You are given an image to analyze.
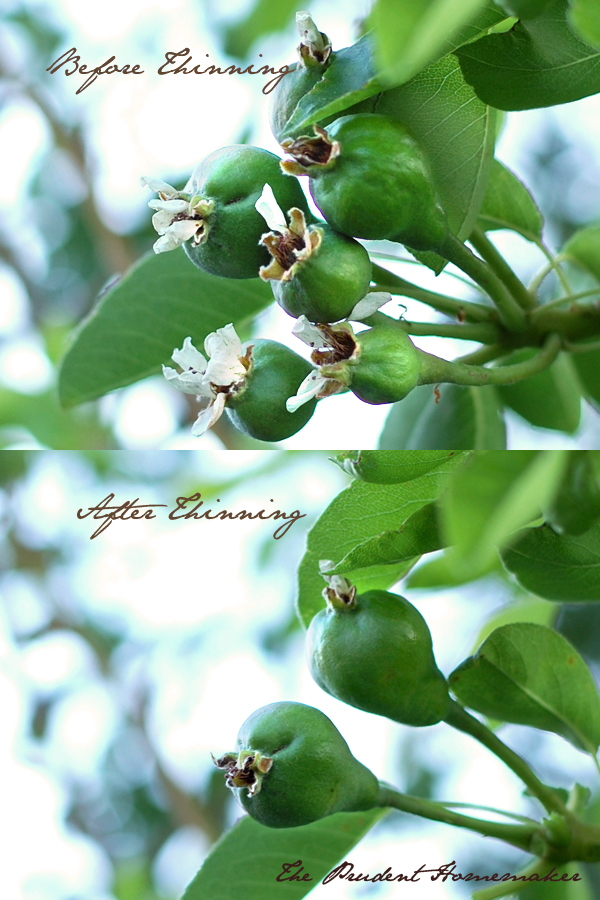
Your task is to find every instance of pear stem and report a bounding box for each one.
[375,782,539,852]
[444,700,569,816]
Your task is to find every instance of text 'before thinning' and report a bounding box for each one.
[46,48,292,95]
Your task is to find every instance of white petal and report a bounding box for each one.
[168,219,201,242]
[140,176,178,196]
[151,209,177,234]
[148,198,189,213]
[172,336,208,373]
[292,316,328,348]
[286,369,326,412]
[153,233,181,253]
[204,324,246,384]
[348,291,392,321]
[255,184,288,233]
[296,11,323,48]
[162,364,206,395]
[190,392,227,436]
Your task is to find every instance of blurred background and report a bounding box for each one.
[3,0,600,449]
[2,449,600,899]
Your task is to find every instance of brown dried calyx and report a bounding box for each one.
[280,126,340,176]
[259,207,322,282]
[310,324,357,367]
[212,749,273,797]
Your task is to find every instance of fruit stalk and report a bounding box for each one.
[375,782,540,852]
[469,227,537,311]
[438,233,527,332]
[444,700,569,816]
[416,333,561,388]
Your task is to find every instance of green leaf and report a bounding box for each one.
[563,223,600,283]
[476,159,544,240]
[449,623,600,754]
[222,0,298,58]
[498,351,581,433]
[332,450,465,483]
[473,595,557,650]
[572,348,600,409]
[497,0,555,17]
[376,54,497,247]
[407,551,503,589]
[286,8,505,138]
[439,450,569,578]
[325,503,443,576]
[182,810,388,900]
[369,0,497,89]
[0,387,114,450]
[296,454,465,628]
[378,384,506,450]
[58,251,273,407]
[569,0,600,49]
[545,451,600,535]
[501,522,600,601]
[455,0,600,110]
[283,35,383,138]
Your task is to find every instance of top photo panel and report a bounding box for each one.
[5,0,600,449]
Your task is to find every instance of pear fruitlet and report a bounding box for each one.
[226,339,316,442]
[348,326,422,404]
[225,701,379,828]
[271,224,372,323]
[269,61,329,143]
[335,450,459,483]
[183,146,310,279]
[307,590,449,726]
[301,114,448,251]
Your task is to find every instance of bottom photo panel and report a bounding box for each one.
[1,449,599,900]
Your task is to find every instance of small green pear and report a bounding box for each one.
[214,701,379,828]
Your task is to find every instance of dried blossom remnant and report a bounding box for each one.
[280,126,340,175]
[296,11,332,66]
[319,561,357,608]
[162,325,249,437]
[255,184,322,282]
[141,177,214,253]
[285,297,393,413]
[212,749,273,797]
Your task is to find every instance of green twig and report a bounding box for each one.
[456,344,505,365]
[532,240,572,296]
[438,802,539,825]
[563,338,600,354]
[397,320,500,342]
[471,858,555,900]
[470,227,537,310]
[444,700,569,816]
[417,334,561,388]
[375,783,539,853]
[371,263,495,323]
[438,233,527,332]
[530,286,600,317]
[364,311,500,343]
[368,251,485,292]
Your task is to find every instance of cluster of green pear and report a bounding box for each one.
[214,581,449,828]
[149,17,444,442]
